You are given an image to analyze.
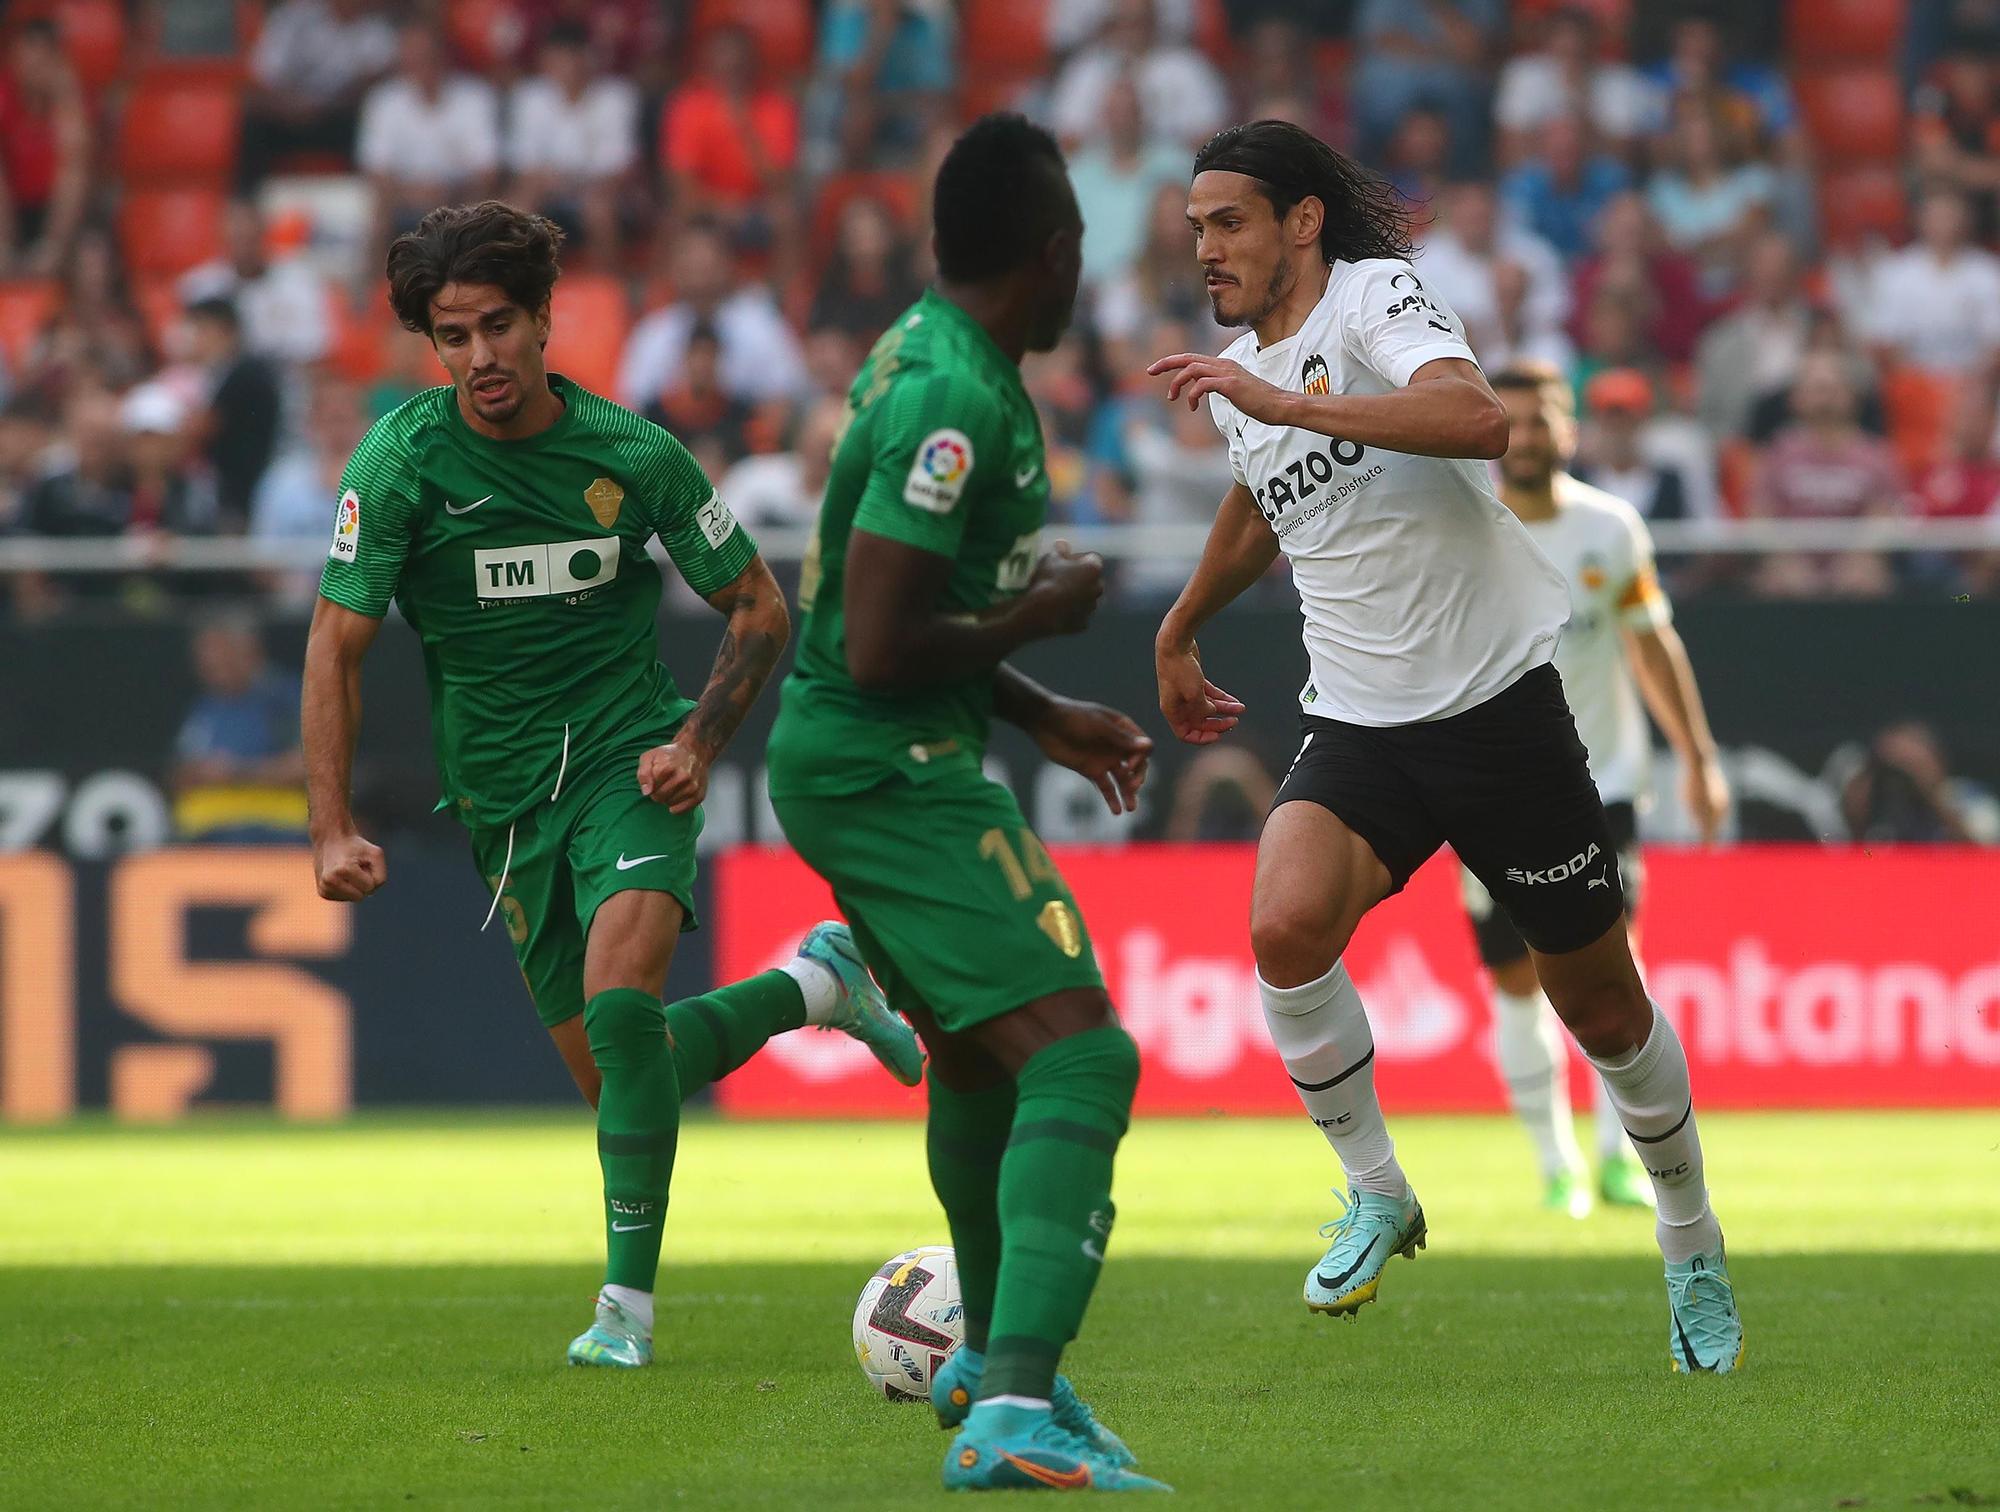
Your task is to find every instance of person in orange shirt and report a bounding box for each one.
[661,26,798,238]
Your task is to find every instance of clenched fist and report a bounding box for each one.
[314,830,387,901]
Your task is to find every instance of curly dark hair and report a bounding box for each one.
[932,113,1075,282]
[1193,120,1414,265]
[385,201,565,336]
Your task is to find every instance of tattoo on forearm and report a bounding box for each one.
[685,597,782,758]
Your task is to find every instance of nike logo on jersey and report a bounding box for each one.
[615,852,671,871]
[1013,462,1040,489]
[445,494,494,515]
[610,1221,652,1232]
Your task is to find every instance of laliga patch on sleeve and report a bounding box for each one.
[328,487,360,562]
[696,489,738,550]
[902,428,974,514]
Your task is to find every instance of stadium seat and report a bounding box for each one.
[811,172,921,260]
[26,0,126,94]
[690,0,814,80]
[118,187,226,277]
[446,0,516,72]
[118,80,241,182]
[133,275,183,350]
[1881,367,1953,472]
[961,0,1050,76]
[0,279,60,367]
[1786,0,1905,64]
[541,273,630,396]
[1818,165,1908,246]
[1794,68,1904,161]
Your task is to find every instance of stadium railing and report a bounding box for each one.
[2,519,1998,573]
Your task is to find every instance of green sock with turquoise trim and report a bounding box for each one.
[982,1025,1140,1401]
[585,987,682,1290]
[663,970,807,1097]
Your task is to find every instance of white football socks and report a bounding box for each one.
[1260,961,1408,1199]
[1592,1075,1634,1163]
[602,1283,654,1333]
[780,955,842,1025]
[1586,1003,1723,1262]
[1492,985,1585,1181]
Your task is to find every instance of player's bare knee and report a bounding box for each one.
[1546,976,1649,1059]
[1250,904,1348,989]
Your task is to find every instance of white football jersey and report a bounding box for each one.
[1208,259,1569,726]
[1519,475,1672,803]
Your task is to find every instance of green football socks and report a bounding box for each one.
[585,988,681,1291]
[982,1025,1140,1402]
[926,1077,1018,1353]
[664,971,808,1097]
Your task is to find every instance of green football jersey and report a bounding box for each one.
[768,290,1050,797]
[318,376,756,828]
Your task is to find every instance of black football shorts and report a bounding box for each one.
[1272,664,1626,956]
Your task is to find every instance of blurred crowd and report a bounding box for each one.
[1,0,1998,617]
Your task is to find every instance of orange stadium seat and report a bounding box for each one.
[1819,164,1908,246]
[1881,367,1953,472]
[118,80,241,182]
[811,171,921,255]
[961,0,1051,76]
[21,0,126,94]
[134,275,183,349]
[118,187,226,277]
[691,0,814,80]
[1795,68,1905,161]
[1787,0,1906,64]
[446,0,516,72]
[541,273,630,396]
[0,279,60,367]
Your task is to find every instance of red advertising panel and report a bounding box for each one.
[713,846,2000,1115]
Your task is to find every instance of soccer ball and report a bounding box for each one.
[852,1245,963,1402]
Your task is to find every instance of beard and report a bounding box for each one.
[1210,260,1295,330]
[1500,452,1556,489]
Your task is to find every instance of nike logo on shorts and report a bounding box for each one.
[615,852,671,871]
[445,494,494,515]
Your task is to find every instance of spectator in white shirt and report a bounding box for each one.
[717,398,847,531]
[357,24,501,240]
[505,22,639,258]
[1494,7,1657,165]
[1863,188,2000,380]
[616,221,806,410]
[1049,0,1196,52]
[1693,231,1812,440]
[1415,180,1568,360]
[238,0,396,188]
[1049,0,1227,150]
[178,199,331,369]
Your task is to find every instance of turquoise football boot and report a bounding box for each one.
[797,921,925,1086]
[942,1401,1170,1493]
[566,1293,651,1367]
[1303,1185,1426,1317]
[932,1348,1136,1467]
[1666,1245,1744,1374]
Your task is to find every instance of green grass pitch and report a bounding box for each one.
[3,1112,1996,1509]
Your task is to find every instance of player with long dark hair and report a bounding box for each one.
[1150,121,1743,1373]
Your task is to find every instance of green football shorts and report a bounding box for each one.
[771,762,1104,1035]
[468,739,703,1028]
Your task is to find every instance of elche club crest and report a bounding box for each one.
[1302,354,1331,396]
